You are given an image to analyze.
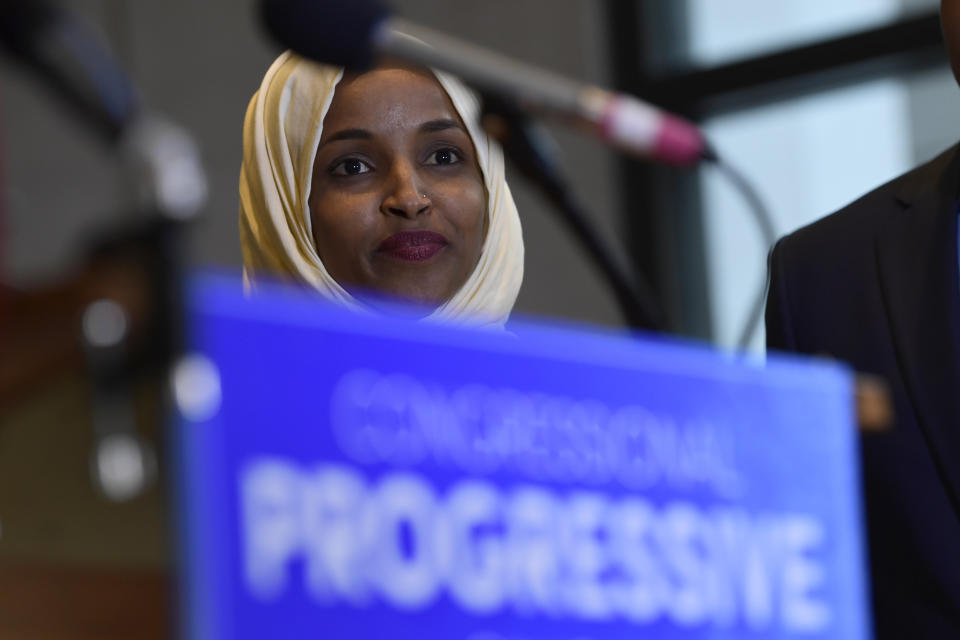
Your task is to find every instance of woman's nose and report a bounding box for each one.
[381,161,430,218]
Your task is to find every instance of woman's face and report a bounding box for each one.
[308,66,487,310]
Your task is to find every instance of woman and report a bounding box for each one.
[239,51,524,327]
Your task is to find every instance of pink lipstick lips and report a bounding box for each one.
[377,230,448,262]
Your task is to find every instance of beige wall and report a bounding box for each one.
[2,0,629,328]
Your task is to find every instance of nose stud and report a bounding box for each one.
[420,194,427,199]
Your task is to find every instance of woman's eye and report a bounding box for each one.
[331,158,372,176]
[426,148,461,166]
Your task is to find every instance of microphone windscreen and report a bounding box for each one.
[0,0,55,57]
[260,0,391,69]
[0,0,138,140]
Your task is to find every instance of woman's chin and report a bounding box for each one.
[348,285,446,318]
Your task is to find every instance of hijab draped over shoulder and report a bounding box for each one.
[239,51,524,327]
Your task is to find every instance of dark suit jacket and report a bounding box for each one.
[766,145,960,638]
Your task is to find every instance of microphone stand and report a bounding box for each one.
[82,113,206,502]
[0,114,206,503]
[479,94,666,333]
[0,0,208,500]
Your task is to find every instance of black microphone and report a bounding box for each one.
[260,0,707,166]
[0,0,138,141]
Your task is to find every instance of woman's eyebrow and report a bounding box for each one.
[319,128,372,148]
[419,118,465,134]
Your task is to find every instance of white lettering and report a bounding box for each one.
[300,465,369,604]
[780,517,830,632]
[328,370,743,499]
[239,459,831,633]
[439,481,504,612]
[241,459,303,598]
[369,473,441,609]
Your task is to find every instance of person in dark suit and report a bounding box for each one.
[766,3,960,636]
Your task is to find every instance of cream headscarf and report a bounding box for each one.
[239,51,524,327]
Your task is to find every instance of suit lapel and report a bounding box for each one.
[875,145,960,511]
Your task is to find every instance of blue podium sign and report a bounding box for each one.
[173,273,870,640]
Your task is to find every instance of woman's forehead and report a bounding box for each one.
[340,62,436,86]
[321,66,468,137]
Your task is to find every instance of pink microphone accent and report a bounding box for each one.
[654,113,706,167]
[597,95,705,167]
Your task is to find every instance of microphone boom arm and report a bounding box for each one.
[479,94,666,332]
